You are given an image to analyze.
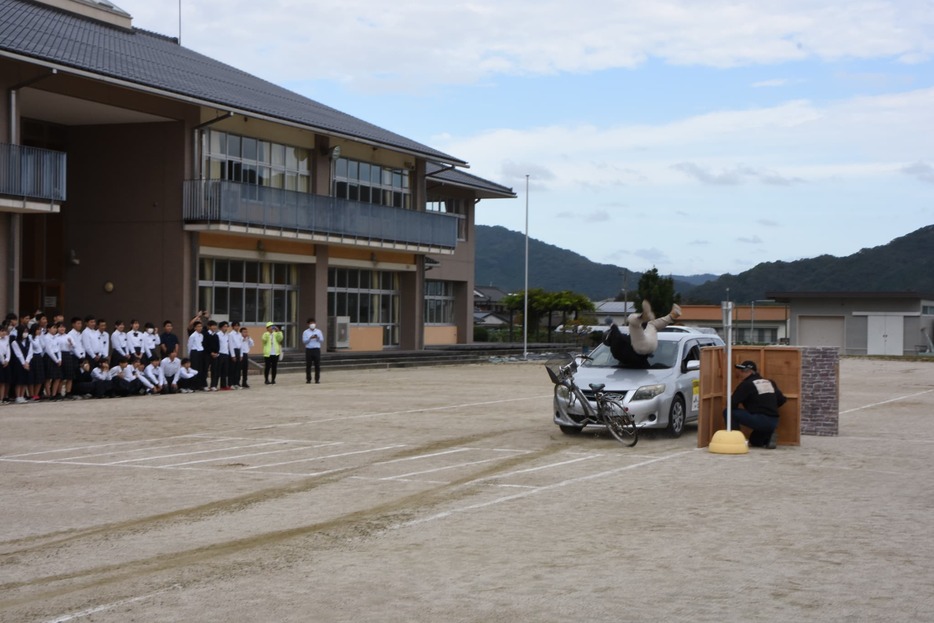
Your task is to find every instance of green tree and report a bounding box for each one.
[637,267,680,316]
[503,288,594,342]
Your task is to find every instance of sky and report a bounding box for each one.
[115,0,933,276]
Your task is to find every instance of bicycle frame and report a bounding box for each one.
[546,357,638,446]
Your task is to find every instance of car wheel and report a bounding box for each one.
[558,424,584,435]
[667,395,686,438]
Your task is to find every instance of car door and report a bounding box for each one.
[679,339,702,421]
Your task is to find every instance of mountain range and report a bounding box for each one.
[474,224,934,303]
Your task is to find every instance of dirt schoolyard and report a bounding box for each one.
[1,357,933,622]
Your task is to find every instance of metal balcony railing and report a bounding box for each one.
[0,143,67,202]
[183,179,458,251]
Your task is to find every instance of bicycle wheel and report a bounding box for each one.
[601,397,638,447]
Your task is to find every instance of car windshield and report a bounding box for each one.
[584,341,680,369]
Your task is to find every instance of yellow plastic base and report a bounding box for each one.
[708,429,750,455]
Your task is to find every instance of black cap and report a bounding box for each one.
[735,360,757,372]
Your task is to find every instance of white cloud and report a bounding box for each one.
[441,87,934,191]
[556,209,611,222]
[119,1,934,90]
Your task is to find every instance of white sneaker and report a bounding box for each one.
[14,397,27,404]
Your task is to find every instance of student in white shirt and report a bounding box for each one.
[90,361,116,398]
[27,323,46,399]
[161,352,182,394]
[111,357,142,396]
[187,321,207,390]
[228,321,244,389]
[65,317,86,398]
[97,319,111,364]
[176,358,199,393]
[215,321,231,390]
[143,358,165,394]
[142,322,160,364]
[82,316,102,366]
[0,325,11,404]
[126,319,145,359]
[110,320,130,366]
[10,327,33,403]
[42,322,64,401]
[237,326,255,389]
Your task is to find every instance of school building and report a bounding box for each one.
[0,0,515,350]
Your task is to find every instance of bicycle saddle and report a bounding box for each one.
[588,383,605,392]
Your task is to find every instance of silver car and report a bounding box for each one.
[552,328,724,437]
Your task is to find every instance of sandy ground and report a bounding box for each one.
[0,357,933,623]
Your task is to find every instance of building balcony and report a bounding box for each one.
[183,179,458,254]
[0,143,67,213]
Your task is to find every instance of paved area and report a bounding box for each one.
[1,357,932,622]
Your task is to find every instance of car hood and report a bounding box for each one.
[572,365,677,391]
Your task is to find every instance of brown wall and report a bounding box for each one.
[63,121,190,327]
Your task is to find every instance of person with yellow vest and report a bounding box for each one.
[261,322,284,385]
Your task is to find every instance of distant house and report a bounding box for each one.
[473,311,509,327]
[593,300,636,326]
[767,292,934,356]
[474,286,511,314]
[673,304,788,344]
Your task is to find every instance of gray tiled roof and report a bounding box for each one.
[426,163,516,198]
[0,0,464,164]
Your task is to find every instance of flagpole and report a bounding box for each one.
[523,174,529,360]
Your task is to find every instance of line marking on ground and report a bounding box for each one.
[1,434,204,458]
[42,585,180,623]
[104,440,288,465]
[372,448,471,465]
[396,450,695,529]
[841,388,934,414]
[473,454,602,481]
[159,441,345,468]
[243,444,406,470]
[46,437,251,462]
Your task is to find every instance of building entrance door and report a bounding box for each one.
[867,315,904,356]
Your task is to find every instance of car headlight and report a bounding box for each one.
[631,384,665,401]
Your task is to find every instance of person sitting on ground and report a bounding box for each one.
[603,300,681,368]
[176,358,199,393]
[143,357,166,394]
[111,356,142,397]
[724,360,787,449]
[161,351,182,394]
[90,361,116,398]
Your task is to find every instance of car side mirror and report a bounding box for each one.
[684,359,701,372]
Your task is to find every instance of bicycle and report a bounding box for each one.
[545,354,638,447]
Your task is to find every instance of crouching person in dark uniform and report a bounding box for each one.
[90,361,116,398]
[112,356,143,397]
[724,360,787,449]
[73,360,111,399]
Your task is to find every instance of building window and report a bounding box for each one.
[334,157,410,209]
[328,268,400,346]
[426,198,467,241]
[923,305,934,315]
[198,258,298,347]
[425,280,455,324]
[204,130,310,192]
